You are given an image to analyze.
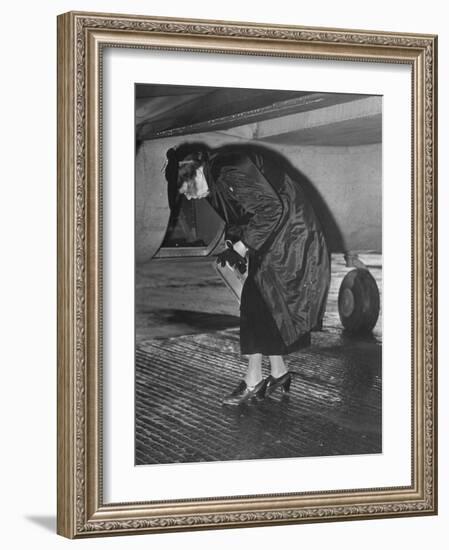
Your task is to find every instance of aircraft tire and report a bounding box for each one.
[338,268,380,333]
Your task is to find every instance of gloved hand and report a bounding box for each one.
[216,247,247,274]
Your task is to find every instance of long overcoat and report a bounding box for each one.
[205,145,331,347]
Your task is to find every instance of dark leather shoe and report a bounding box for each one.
[222,378,268,406]
[265,372,291,396]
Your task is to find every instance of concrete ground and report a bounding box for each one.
[135,254,382,465]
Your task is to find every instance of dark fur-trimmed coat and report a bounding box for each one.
[205,145,330,347]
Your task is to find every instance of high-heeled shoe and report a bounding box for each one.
[265,372,291,396]
[222,377,268,406]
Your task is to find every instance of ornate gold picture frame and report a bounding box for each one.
[57,11,437,538]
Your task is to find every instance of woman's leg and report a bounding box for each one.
[268,355,288,378]
[244,354,263,386]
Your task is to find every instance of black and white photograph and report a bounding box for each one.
[134,84,382,466]
[2,0,443,544]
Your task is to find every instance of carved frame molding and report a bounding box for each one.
[57,11,437,538]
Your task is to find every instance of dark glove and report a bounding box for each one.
[216,248,247,274]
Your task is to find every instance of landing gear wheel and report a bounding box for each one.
[338,268,380,333]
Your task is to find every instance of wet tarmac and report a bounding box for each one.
[135,254,382,465]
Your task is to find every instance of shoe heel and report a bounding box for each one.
[254,377,269,401]
[281,377,291,393]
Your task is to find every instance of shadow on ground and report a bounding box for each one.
[24,515,56,533]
